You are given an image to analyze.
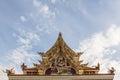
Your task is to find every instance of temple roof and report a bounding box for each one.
[6,33,115,77]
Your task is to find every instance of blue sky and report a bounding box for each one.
[0,0,120,80]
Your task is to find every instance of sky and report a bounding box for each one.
[0,0,120,80]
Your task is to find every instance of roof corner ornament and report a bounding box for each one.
[76,52,83,57]
[108,67,115,74]
[93,63,100,69]
[3,67,15,75]
[21,63,27,70]
[97,63,100,69]
[81,62,89,67]
[38,60,42,64]
[38,52,44,57]
[33,63,38,67]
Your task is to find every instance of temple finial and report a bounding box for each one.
[59,32,62,36]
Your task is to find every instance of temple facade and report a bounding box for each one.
[7,33,115,80]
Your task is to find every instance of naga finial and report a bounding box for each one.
[33,63,38,67]
[76,52,83,57]
[108,67,115,74]
[97,63,100,69]
[38,52,44,57]
[3,67,15,75]
[21,63,27,70]
[92,63,100,69]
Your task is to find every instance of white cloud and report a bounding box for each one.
[28,0,58,35]
[41,5,51,16]
[0,50,39,80]
[9,45,39,65]
[33,0,55,18]
[16,29,40,45]
[0,28,43,80]
[33,0,41,7]
[20,16,27,22]
[36,24,58,34]
[0,28,40,79]
[5,29,41,74]
[39,4,55,18]
[13,30,41,63]
[51,0,56,4]
[77,24,120,80]
[18,37,30,45]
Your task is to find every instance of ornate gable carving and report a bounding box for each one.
[36,32,90,75]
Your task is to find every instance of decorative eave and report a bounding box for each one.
[83,67,99,70]
[23,68,38,70]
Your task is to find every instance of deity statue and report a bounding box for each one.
[57,56,66,67]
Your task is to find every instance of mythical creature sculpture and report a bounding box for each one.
[21,63,27,70]
[38,52,44,57]
[76,52,83,57]
[108,67,115,74]
[3,67,15,75]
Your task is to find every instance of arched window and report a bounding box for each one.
[45,68,51,75]
[70,68,76,75]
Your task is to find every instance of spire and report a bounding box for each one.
[58,32,63,52]
[58,32,63,41]
[59,32,62,37]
